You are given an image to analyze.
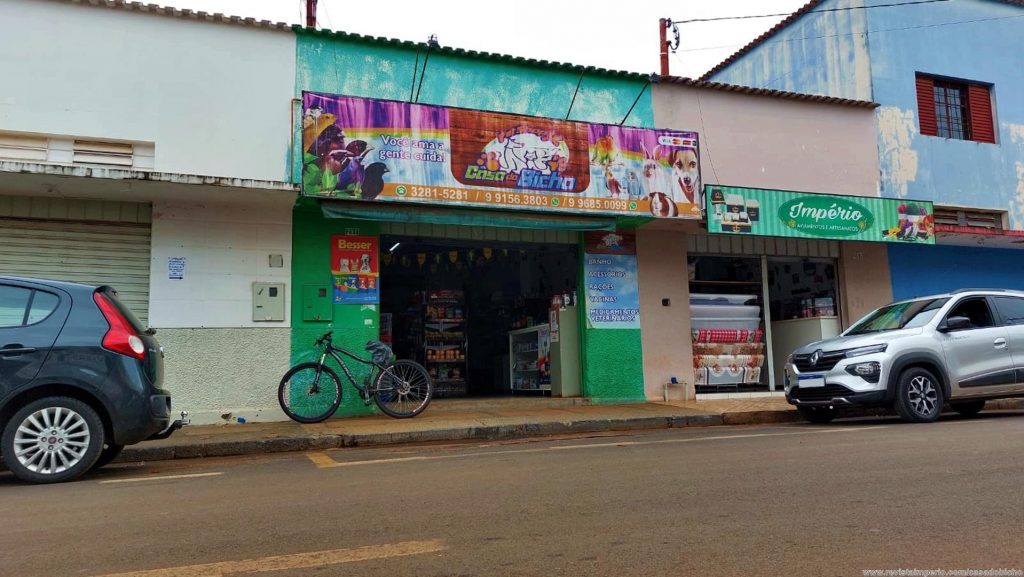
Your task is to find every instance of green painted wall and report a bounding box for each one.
[293,30,652,404]
[290,198,380,417]
[577,239,646,403]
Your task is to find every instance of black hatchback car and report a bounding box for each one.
[0,276,184,483]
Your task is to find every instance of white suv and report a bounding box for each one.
[785,289,1024,423]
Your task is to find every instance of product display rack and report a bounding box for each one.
[508,325,551,394]
[689,284,767,393]
[424,289,468,397]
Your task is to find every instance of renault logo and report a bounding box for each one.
[810,350,822,366]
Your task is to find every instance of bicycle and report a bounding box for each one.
[278,331,433,423]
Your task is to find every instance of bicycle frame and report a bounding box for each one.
[318,343,389,395]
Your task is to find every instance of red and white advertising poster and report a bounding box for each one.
[331,235,379,304]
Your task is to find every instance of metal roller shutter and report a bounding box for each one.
[687,233,840,259]
[0,213,152,323]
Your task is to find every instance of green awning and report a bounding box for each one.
[320,200,617,231]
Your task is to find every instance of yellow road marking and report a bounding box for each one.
[92,539,446,577]
[547,425,885,450]
[304,451,342,468]
[99,472,223,484]
[307,425,888,468]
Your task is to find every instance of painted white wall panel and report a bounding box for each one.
[149,200,293,328]
[0,0,295,182]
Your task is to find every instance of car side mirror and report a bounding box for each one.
[940,316,972,332]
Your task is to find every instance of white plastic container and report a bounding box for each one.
[689,304,761,319]
[689,293,757,306]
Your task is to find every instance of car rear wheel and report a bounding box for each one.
[894,368,944,423]
[1,397,104,484]
[951,399,986,418]
[797,406,839,424]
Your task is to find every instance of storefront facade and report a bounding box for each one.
[703,0,1024,322]
[645,79,893,399]
[1,1,299,425]
[289,30,685,415]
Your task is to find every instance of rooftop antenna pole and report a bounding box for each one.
[660,18,681,77]
[305,0,318,28]
[659,18,670,76]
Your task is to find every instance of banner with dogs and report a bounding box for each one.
[706,185,936,244]
[301,91,701,219]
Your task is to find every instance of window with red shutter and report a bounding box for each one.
[915,74,996,144]
[967,84,995,144]
[915,75,937,136]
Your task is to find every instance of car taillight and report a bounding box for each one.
[93,292,146,360]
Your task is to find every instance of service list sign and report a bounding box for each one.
[583,231,640,329]
[301,92,701,220]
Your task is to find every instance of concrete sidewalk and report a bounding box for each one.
[122,397,802,463]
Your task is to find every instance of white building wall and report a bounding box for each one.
[149,200,293,328]
[149,198,294,424]
[0,0,296,182]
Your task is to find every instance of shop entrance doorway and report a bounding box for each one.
[688,254,841,396]
[380,235,579,398]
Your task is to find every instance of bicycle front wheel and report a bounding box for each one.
[372,360,433,418]
[278,362,343,424]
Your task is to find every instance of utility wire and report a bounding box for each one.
[671,0,952,25]
[321,0,335,30]
[678,13,1024,54]
[672,52,720,185]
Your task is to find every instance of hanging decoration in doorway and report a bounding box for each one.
[301,92,701,219]
[331,235,379,304]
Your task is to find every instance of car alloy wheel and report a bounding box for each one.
[13,406,93,475]
[907,375,938,417]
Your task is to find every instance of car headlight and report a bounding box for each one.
[845,344,887,358]
[845,361,881,383]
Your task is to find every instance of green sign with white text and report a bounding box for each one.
[705,185,935,244]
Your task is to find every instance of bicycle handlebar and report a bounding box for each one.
[315,331,334,347]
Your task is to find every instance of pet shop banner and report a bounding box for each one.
[583,231,641,329]
[331,235,379,304]
[705,185,935,244]
[301,92,701,220]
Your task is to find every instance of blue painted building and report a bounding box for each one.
[706,0,1024,301]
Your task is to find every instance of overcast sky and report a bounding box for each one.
[153,0,808,78]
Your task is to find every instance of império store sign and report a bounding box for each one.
[706,185,935,244]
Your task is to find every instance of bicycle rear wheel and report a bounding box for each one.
[372,360,433,418]
[278,362,343,424]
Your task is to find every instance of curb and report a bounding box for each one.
[117,410,795,464]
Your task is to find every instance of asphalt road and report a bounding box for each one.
[2,414,1023,577]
